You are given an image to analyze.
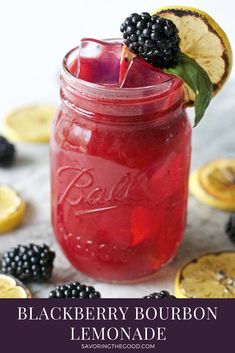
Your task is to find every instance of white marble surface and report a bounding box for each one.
[0,78,234,298]
[0,0,234,297]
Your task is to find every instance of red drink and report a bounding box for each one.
[50,39,191,282]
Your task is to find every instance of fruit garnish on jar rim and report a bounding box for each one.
[120,6,232,126]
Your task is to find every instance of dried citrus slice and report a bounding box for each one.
[175,252,235,298]
[189,160,235,211]
[0,274,31,298]
[0,185,25,234]
[199,160,235,201]
[2,105,57,143]
[153,6,233,105]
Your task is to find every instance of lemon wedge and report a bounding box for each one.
[175,252,235,298]
[0,274,31,298]
[153,6,232,105]
[190,160,235,211]
[0,185,25,234]
[2,105,57,143]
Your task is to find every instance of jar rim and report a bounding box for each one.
[62,40,183,97]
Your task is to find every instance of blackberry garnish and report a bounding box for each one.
[0,136,15,167]
[49,282,101,299]
[225,214,235,244]
[144,290,176,298]
[120,12,181,68]
[2,244,55,282]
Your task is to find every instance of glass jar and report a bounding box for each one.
[50,46,191,282]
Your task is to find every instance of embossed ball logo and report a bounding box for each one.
[57,166,149,216]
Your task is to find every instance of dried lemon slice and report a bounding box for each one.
[189,160,235,211]
[0,274,31,298]
[175,252,235,298]
[153,6,233,105]
[0,185,25,234]
[2,105,57,143]
[199,160,235,201]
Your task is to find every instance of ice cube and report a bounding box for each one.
[118,45,134,85]
[77,38,123,85]
[120,57,171,88]
[68,57,79,76]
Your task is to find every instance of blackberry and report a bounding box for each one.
[120,12,181,68]
[49,282,101,299]
[0,136,15,167]
[225,214,235,244]
[1,243,55,282]
[144,290,176,299]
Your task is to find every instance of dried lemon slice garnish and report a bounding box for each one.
[0,274,31,298]
[2,105,57,143]
[175,252,235,298]
[0,185,25,234]
[153,6,233,105]
[189,160,235,211]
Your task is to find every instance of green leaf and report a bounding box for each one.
[165,53,213,127]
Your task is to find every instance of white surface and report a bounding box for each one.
[0,1,234,298]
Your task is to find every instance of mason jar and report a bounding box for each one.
[50,45,191,282]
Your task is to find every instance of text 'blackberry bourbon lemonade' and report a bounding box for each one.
[50,8,231,282]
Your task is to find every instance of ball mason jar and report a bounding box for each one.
[50,45,191,282]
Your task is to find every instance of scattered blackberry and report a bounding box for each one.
[120,12,181,68]
[49,282,101,299]
[0,136,15,167]
[2,244,55,282]
[144,290,176,299]
[225,214,235,244]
